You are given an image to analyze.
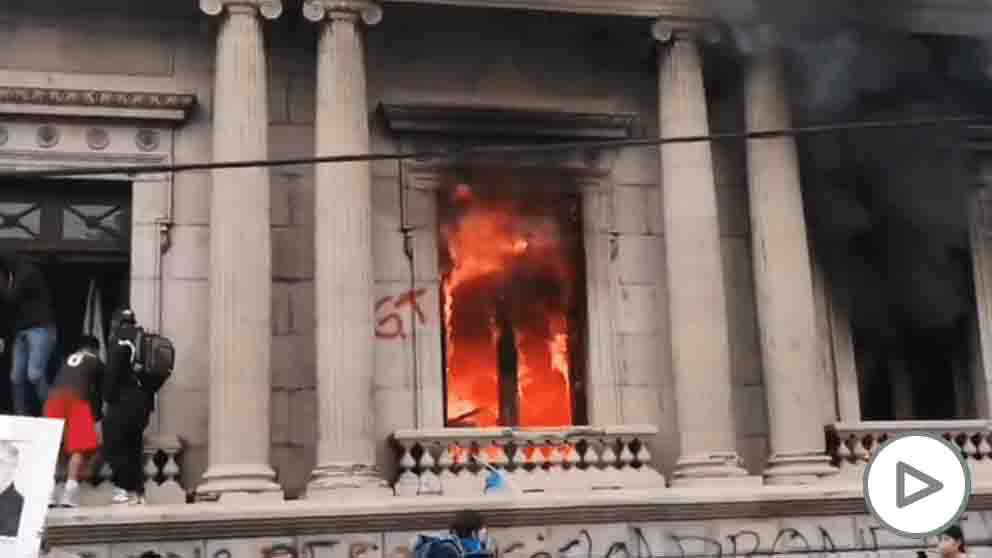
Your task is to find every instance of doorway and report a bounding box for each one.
[0,179,131,413]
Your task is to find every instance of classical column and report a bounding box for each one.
[652,20,752,485]
[303,0,390,496]
[970,186,992,418]
[196,0,283,501]
[745,44,835,484]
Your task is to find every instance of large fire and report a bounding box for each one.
[439,171,586,428]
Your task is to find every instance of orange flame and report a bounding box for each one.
[439,176,583,428]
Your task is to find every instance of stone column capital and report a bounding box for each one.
[651,17,722,45]
[199,0,283,19]
[303,0,382,25]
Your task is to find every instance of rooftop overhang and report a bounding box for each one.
[383,0,703,18]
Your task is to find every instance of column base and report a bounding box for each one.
[763,451,837,485]
[305,462,393,499]
[670,452,759,487]
[195,464,284,502]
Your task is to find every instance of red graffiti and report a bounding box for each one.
[375,288,428,340]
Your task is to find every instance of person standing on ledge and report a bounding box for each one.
[44,335,104,508]
[101,308,153,505]
[0,253,57,417]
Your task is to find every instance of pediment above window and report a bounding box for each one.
[380,103,637,140]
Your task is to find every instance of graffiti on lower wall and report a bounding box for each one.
[56,512,992,558]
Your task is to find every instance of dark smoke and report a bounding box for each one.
[708,1,992,418]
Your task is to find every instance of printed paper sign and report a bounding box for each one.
[0,415,63,558]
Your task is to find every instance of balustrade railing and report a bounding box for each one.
[392,425,664,496]
[53,434,185,506]
[828,421,992,482]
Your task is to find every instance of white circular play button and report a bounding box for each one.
[864,433,971,537]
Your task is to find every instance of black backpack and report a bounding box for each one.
[129,328,175,393]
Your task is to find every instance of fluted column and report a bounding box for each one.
[196,0,283,500]
[303,0,390,496]
[652,20,752,486]
[745,43,836,484]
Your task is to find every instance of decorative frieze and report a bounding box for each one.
[0,87,196,122]
[0,121,169,160]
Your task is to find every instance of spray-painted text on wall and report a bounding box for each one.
[375,288,429,340]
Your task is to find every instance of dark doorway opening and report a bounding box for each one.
[0,179,131,414]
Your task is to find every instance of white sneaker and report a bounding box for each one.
[58,481,79,508]
[110,487,129,505]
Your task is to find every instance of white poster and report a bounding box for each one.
[0,415,63,558]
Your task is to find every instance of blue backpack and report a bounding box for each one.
[413,534,492,558]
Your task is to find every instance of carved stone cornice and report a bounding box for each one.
[303,0,383,24]
[0,86,196,122]
[199,0,284,19]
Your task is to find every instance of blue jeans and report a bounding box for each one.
[10,324,56,416]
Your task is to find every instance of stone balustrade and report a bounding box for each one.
[54,434,186,506]
[828,421,992,483]
[392,425,664,496]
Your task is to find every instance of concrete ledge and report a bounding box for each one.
[42,482,978,545]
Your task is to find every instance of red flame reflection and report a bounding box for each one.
[439,171,586,428]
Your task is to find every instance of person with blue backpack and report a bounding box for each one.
[412,510,496,558]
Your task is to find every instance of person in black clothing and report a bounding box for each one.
[102,308,153,505]
[0,440,24,537]
[0,253,57,416]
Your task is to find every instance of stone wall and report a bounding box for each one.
[50,511,992,558]
[0,3,774,495]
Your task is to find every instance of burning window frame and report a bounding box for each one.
[435,165,591,429]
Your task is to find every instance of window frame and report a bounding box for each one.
[0,180,131,255]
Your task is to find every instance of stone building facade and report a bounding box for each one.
[2,0,992,555]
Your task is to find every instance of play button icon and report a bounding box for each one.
[896,461,944,508]
[865,433,971,537]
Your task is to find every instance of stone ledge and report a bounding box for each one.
[44,484,992,545]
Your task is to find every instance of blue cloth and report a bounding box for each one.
[460,538,484,553]
[484,469,509,494]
